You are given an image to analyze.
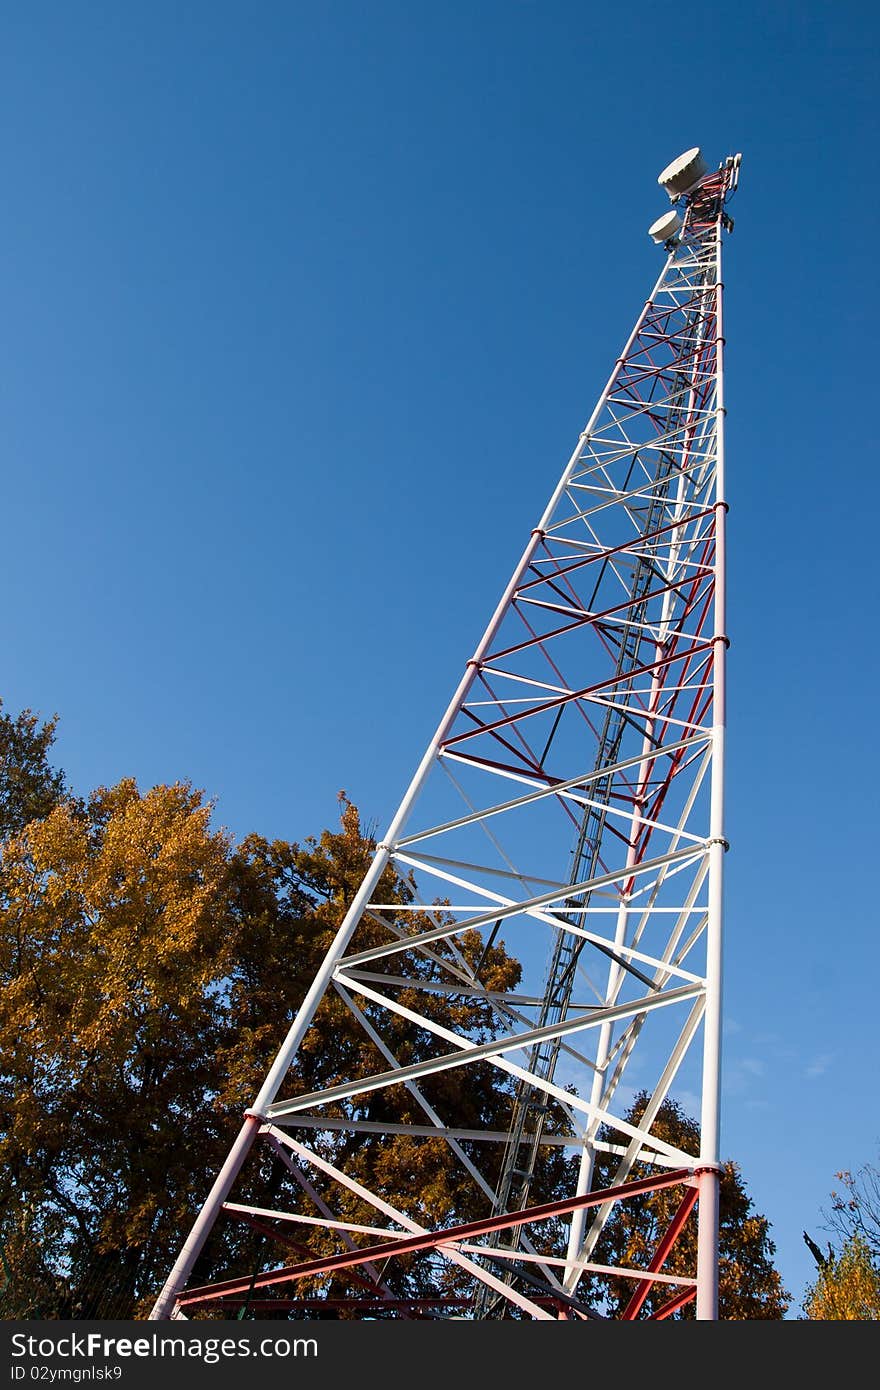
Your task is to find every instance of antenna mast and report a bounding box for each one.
[151,148,741,1322]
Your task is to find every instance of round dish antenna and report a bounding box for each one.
[648,210,682,243]
[658,147,708,199]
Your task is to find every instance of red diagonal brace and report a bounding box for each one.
[650,1286,698,1319]
[621,1184,699,1320]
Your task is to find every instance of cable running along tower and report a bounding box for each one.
[151,148,741,1322]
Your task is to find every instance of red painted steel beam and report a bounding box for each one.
[650,1286,698,1320]
[183,1296,551,1313]
[443,641,716,750]
[512,507,718,600]
[226,1211,397,1301]
[621,1186,699,1319]
[179,1167,695,1306]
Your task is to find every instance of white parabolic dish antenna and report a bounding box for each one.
[658,147,708,198]
[648,210,682,243]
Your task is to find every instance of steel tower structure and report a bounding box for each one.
[151,148,741,1322]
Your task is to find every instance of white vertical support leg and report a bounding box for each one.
[695,1164,720,1319]
[149,1113,262,1320]
[695,834,724,1320]
[696,210,729,1320]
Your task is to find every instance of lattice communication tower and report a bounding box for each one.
[151,146,741,1322]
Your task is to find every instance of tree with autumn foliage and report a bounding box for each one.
[0,776,242,1316]
[0,706,545,1317]
[591,1093,790,1319]
[802,1236,880,1320]
[0,701,68,838]
[802,1152,880,1319]
[824,1153,880,1265]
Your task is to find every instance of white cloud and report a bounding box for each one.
[739,1057,765,1077]
[723,1053,766,1098]
[804,1054,834,1079]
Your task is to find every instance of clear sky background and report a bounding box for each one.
[2,1,877,1316]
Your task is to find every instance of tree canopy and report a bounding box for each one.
[803,1236,880,1320]
[802,1152,880,1319]
[0,778,239,1316]
[826,1154,880,1264]
[0,701,68,840]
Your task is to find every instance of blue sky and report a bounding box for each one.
[2,1,878,1315]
